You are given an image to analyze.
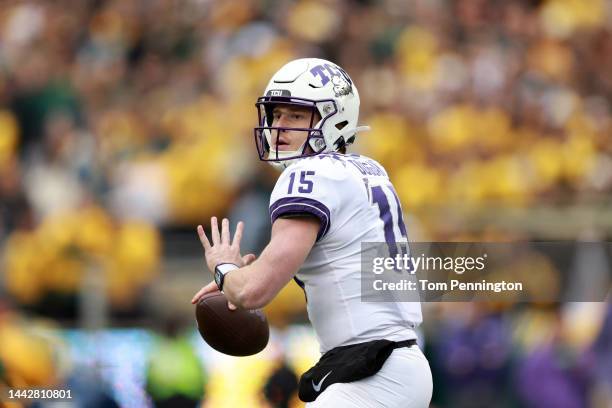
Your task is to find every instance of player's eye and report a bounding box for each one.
[292,114,303,120]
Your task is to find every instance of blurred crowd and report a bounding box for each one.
[0,301,611,408]
[1,0,611,227]
[0,0,611,407]
[1,0,612,300]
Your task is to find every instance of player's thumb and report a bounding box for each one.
[242,253,256,265]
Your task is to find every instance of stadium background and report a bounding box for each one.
[0,0,611,407]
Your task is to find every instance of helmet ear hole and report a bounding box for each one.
[335,120,348,130]
[334,136,346,150]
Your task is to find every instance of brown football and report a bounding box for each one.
[195,292,270,356]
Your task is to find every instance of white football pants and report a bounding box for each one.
[305,346,432,408]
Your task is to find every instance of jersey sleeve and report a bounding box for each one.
[269,160,343,242]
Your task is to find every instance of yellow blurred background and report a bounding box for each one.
[0,0,610,407]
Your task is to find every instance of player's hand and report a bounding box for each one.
[190,250,256,307]
[194,217,257,309]
[191,281,218,305]
[197,217,254,273]
[190,281,242,310]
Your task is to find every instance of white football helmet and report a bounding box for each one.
[254,58,369,170]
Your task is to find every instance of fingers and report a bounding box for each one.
[206,217,244,250]
[242,253,256,265]
[221,218,230,245]
[197,225,211,250]
[191,282,237,311]
[191,281,218,304]
[232,221,244,249]
[211,217,220,245]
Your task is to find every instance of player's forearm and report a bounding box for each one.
[222,260,278,309]
[223,243,303,309]
[222,264,261,309]
[221,218,318,309]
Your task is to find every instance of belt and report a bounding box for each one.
[392,339,417,349]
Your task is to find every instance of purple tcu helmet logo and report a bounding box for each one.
[309,63,354,97]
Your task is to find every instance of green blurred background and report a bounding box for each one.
[0,0,611,407]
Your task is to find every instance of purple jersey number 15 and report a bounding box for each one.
[288,170,315,194]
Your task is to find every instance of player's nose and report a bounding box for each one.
[275,116,289,129]
[271,129,284,145]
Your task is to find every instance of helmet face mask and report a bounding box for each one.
[254,97,335,166]
[254,58,369,170]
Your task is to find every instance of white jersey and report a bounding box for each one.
[269,153,422,353]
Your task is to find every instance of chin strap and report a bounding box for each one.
[268,140,307,161]
[340,125,371,141]
[337,125,371,148]
[267,140,308,171]
[353,125,371,134]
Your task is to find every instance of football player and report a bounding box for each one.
[191,58,432,407]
